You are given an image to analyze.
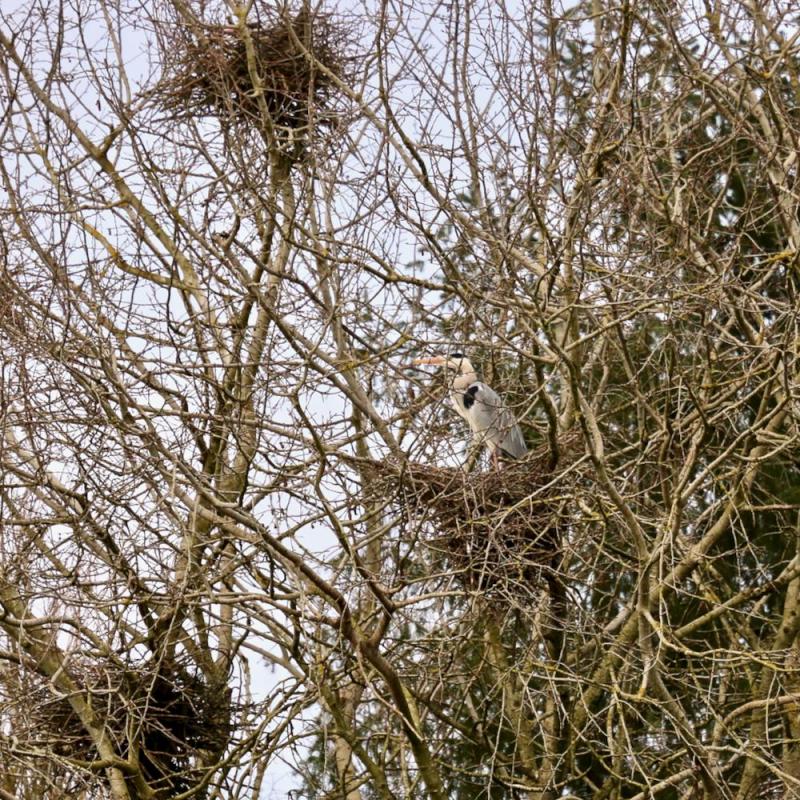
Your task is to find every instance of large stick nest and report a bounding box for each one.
[155,3,353,153]
[369,435,585,598]
[14,657,232,797]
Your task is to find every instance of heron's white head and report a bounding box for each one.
[409,352,476,375]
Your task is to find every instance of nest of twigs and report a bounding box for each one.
[371,436,583,598]
[156,4,352,156]
[20,658,232,797]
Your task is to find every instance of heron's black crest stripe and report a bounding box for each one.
[462,384,479,409]
[450,351,465,359]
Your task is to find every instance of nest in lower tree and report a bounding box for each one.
[155,3,353,157]
[370,435,584,598]
[17,658,232,797]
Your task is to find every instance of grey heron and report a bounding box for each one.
[410,352,527,469]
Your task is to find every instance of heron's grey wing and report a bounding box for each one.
[469,383,527,458]
[499,415,527,458]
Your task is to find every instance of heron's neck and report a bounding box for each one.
[452,371,477,390]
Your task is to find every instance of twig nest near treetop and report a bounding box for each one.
[366,436,584,595]
[156,4,351,143]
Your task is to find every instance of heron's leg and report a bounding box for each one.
[463,442,482,473]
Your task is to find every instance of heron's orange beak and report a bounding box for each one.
[409,356,446,368]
